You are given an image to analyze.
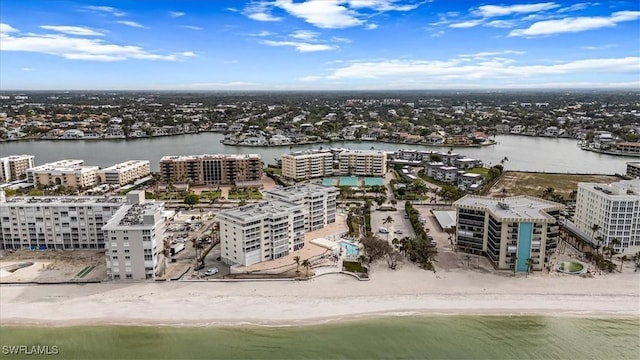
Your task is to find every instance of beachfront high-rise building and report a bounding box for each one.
[264,184,338,232]
[218,200,305,267]
[103,191,165,280]
[281,150,334,181]
[26,159,99,189]
[453,195,564,272]
[159,154,263,186]
[337,150,387,177]
[0,155,35,183]
[573,179,640,254]
[97,160,151,186]
[0,191,125,250]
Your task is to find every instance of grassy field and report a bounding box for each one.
[489,171,620,199]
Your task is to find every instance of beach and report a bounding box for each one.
[1,263,638,327]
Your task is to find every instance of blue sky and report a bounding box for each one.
[0,0,638,90]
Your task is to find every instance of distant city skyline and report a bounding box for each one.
[0,0,638,90]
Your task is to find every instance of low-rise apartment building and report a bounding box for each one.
[0,155,35,183]
[454,195,563,272]
[97,160,151,186]
[337,149,387,177]
[103,191,165,280]
[27,159,98,188]
[264,184,338,231]
[0,191,125,250]
[160,154,263,186]
[627,162,640,178]
[573,179,640,254]
[281,150,334,181]
[218,200,305,266]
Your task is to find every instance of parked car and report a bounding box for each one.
[394,229,403,234]
[204,267,219,276]
[194,264,205,271]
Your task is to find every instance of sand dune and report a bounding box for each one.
[1,263,638,327]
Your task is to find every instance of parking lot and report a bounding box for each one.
[369,203,415,242]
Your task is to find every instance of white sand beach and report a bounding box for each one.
[1,263,638,327]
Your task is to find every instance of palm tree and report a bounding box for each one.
[526,258,534,278]
[595,235,604,255]
[590,223,601,252]
[161,239,171,276]
[301,259,311,278]
[293,255,301,273]
[609,238,621,260]
[192,238,204,274]
[513,255,518,275]
[619,255,628,273]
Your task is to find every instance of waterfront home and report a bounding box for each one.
[269,134,292,145]
[63,129,84,139]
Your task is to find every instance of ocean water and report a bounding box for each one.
[1,316,638,359]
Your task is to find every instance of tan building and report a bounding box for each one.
[0,154,34,183]
[97,160,151,186]
[27,159,98,189]
[159,154,263,186]
[337,149,387,177]
[281,150,334,181]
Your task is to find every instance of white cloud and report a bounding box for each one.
[485,20,516,28]
[322,56,640,82]
[557,2,596,13]
[22,67,33,71]
[365,23,379,30]
[274,0,364,28]
[82,6,126,17]
[0,23,194,62]
[116,20,145,28]
[244,1,282,22]
[290,30,318,40]
[581,44,618,50]
[169,11,185,18]
[299,75,323,81]
[474,2,560,18]
[249,30,274,37]
[261,40,336,52]
[509,11,640,37]
[332,36,352,43]
[243,0,422,29]
[0,23,19,34]
[449,20,483,28]
[458,50,525,58]
[40,25,104,36]
[179,25,203,31]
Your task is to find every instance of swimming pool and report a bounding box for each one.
[339,241,360,257]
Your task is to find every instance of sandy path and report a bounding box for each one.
[1,263,638,327]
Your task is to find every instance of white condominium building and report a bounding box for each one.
[218,200,305,266]
[103,191,165,280]
[0,155,35,183]
[574,180,640,254]
[27,159,99,189]
[0,191,125,250]
[627,162,640,179]
[97,160,151,186]
[281,150,334,181]
[264,184,338,231]
[454,195,564,272]
[337,149,387,177]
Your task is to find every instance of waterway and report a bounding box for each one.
[1,316,638,359]
[0,134,633,174]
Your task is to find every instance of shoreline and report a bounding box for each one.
[1,264,638,328]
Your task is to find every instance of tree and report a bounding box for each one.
[526,258,534,278]
[590,224,601,252]
[192,238,204,273]
[633,251,640,272]
[609,238,621,261]
[161,239,171,276]
[382,215,394,240]
[293,255,301,273]
[184,193,200,209]
[301,259,311,278]
[513,256,518,275]
[619,255,628,273]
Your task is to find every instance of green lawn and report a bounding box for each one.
[466,167,489,178]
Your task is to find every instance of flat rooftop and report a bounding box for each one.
[264,184,338,199]
[218,200,301,222]
[454,195,563,222]
[2,195,125,206]
[160,154,261,161]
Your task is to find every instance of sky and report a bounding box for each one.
[0,0,639,90]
